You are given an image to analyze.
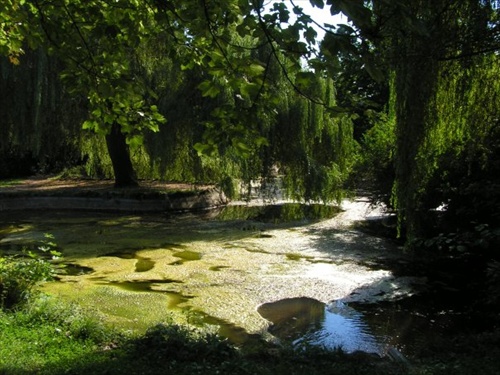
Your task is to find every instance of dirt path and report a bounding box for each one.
[0,176,206,194]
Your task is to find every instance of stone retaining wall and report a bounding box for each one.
[0,188,228,213]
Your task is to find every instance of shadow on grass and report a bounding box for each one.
[6,325,406,375]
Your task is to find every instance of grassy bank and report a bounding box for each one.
[1,295,500,375]
[0,296,404,375]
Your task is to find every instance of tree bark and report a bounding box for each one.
[105,122,139,188]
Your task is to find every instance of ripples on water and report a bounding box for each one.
[258,297,387,355]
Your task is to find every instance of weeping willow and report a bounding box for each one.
[386,0,500,240]
[272,75,355,203]
[0,49,87,177]
[136,32,356,202]
[0,33,356,204]
[391,53,500,240]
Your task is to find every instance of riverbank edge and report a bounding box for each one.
[0,178,228,213]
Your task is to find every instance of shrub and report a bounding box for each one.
[0,234,60,309]
[132,323,236,363]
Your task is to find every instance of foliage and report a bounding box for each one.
[0,50,86,177]
[0,234,60,309]
[382,1,500,240]
[353,107,396,207]
[0,1,357,201]
[131,323,236,364]
[394,53,500,242]
[3,0,500,241]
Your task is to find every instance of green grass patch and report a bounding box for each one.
[0,296,405,375]
[0,297,117,374]
[1,295,500,375]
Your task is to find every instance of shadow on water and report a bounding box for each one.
[302,218,417,280]
[185,309,263,347]
[100,251,156,272]
[172,250,201,262]
[107,279,180,292]
[106,280,190,309]
[56,263,94,276]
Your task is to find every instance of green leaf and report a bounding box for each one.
[309,0,324,9]
[271,2,290,23]
[304,27,317,45]
[104,113,115,124]
[82,120,98,130]
[194,142,217,156]
[91,108,102,117]
[337,0,372,29]
[247,63,265,75]
[233,140,251,158]
[117,115,128,126]
[240,82,260,99]
[126,134,144,149]
[198,80,221,98]
[255,136,269,147]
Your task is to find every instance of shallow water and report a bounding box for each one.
[258,297,387,355]
[0,200,429,356]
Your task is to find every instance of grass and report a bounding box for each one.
[0,297,114,374]
[0,295,405,375]
[1,295,499,375]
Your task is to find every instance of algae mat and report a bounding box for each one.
[0,200,420,343]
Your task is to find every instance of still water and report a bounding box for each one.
[258,297,386,354]
[0,201,436,357]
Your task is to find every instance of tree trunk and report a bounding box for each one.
[105,122,139,188]
[394,51,439,240]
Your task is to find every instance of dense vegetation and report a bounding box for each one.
[1,0,500,373]
[1,0,499,239]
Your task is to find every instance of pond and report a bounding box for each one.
[0,200,434,358]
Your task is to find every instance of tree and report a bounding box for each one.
[2,0,168,186]
[1,0,357,200]
[1,0,287,187]
[9,0,497,223]
[372,0,500,240]
[283,0,500,240]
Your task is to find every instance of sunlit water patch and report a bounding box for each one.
[258,297,388,355]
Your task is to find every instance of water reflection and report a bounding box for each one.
[258,297,386,355]
[216,203,341,223]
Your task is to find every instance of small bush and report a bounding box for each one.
[0,234,60,309]
[132,323,236,363]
